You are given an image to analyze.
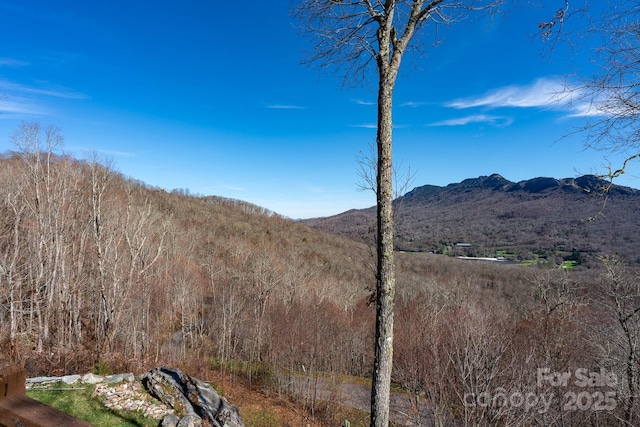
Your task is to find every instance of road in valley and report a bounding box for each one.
[281,375,441,426]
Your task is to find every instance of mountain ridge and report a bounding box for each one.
[302,174,640,266]
[403,173,639,199]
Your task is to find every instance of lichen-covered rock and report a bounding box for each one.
[176,413,203,427]
[160,414,180,427]
[61,374,81,384]
[141,367,244,427]
[81,373,104,384]
[104,372,135,383]
[142,368,194,417]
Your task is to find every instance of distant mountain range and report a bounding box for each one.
[302,174,640,266]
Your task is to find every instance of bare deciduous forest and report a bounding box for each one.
[1,124,639,425]
[304,174,640,267]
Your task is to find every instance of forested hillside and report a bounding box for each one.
[0,132,374,379]
[304,174,640,266]
[1,131,639,425]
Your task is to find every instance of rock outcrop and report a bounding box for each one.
[27,371,173,420]
[141,367,244,427]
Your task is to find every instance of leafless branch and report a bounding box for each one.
[355,141,417,200]
[292,0,505,86]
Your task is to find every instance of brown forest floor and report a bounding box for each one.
[206,370,325,427]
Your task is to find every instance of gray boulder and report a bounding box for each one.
[141,367,244,427]
[176,414,202,427]
[176,413,203,427]
[104,372,135,383]
[61,374,81,384]
[159,414,180,427]
[81,373,104,384]
[160,414,180,427]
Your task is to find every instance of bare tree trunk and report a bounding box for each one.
[596,256,640,424]
[3,192,25,358]
[371,24,397,426]
[294,2,506,424]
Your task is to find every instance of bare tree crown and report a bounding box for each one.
[293,0,504,85]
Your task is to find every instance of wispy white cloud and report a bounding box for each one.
[428,114,514,127]
[351,98,375,106]
[349,123,377,129]
[0,79,88,100]
[0,97,51,118]
[265,104,306,110]
[352,98,427,108]
[0,57,29,67]
[0,78,88,118]
[349,123,410,129]
[447,77,575,110]
[562,94,630,118]
[564,102,605,118]
[400,101,428,108]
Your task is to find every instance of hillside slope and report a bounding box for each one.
[303,174,640,265]
[0,150,374,377]
[3,151,639,425]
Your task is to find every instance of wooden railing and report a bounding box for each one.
[0,363,92,427]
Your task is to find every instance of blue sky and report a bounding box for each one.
[0,1,635,218]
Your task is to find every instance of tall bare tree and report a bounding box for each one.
[594,255,640,425]
[293,1,504,424]
[0,166,27,359]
